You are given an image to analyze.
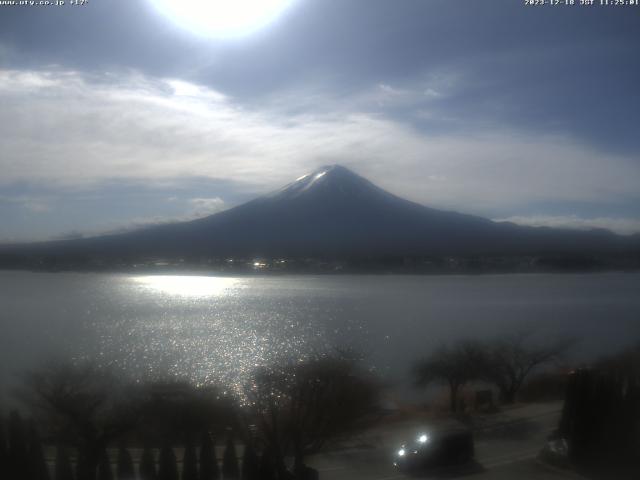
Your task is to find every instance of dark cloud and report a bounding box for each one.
[2,1,638,143]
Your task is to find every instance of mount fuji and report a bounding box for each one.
[1,165,637,263]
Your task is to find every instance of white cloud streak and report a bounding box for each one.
[496,215,640,236]
[0,195,52,212]
[187,197,227,216]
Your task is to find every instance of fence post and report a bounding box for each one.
[182,437,198,480]
[116,445,135,480]
[8,411,29,480]
[222,435,239,480]
[158,445,179,480]
[27,424,50,480]
[199,432,219,480]
[240,442,259,480]
[54,446,74,480]
[139,445,157,480]
[97,446,113,480]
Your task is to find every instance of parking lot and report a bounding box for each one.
[306,402,585,480]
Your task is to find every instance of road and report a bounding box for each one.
[306,402,583,480]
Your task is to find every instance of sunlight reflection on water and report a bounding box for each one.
[88,275,334,395]
[3,271,640,401]
[131,275,242,298]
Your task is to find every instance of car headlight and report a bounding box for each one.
[397,448,406,457]
[418,433,429,443]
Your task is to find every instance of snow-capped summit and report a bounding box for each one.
[273,164,394,202]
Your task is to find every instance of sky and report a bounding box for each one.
[1,0,639,242]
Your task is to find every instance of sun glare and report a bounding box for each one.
[150,0,295,38]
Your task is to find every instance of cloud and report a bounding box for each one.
[0,194,52,212]
[496,215,640,236]
[1,68,639,220]
[187,197,227,216]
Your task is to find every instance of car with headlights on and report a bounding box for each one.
[393,423,474,472]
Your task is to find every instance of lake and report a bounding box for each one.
[1,271,639,399]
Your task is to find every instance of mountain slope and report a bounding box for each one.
[2,165,637,260]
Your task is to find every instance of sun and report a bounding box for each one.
[150,0,295,38]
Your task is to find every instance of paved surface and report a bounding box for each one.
[40,402,580,479]
[306,402,584,480]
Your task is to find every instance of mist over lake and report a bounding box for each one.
[1,271,639,400]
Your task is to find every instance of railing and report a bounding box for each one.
[0,418,271,480]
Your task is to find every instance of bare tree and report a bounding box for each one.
[18,362,142,478]
[414,341,483,413]
[480,332,571,404]
[136,380,233,443]
[241,354,380,479]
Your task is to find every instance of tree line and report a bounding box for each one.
[0,332,577,479]
[2,353,380,480]
[558,344,640,477]
[414,331,572,412]
[0,410,273,480]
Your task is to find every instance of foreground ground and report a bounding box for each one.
[39,402,580,479]
[307,402,585,480]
